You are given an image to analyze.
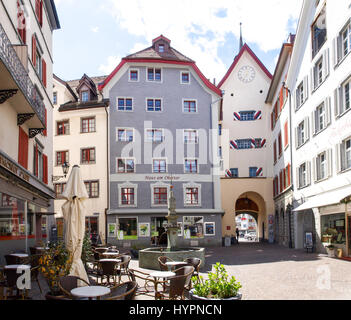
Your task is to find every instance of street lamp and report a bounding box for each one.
[52,162,70,182]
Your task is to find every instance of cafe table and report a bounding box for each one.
[150,271,175,299]
[102,252,120,258]
[70,286,111,300]
[99,258,121,263]
[5,264,31,270]
[165,261,188,271]
[9,253,29,264]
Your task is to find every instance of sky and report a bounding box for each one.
[53,0,303,83]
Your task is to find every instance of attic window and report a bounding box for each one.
[82,91,89,102]
[158,44,165,53]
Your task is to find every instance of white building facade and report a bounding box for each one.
[287,0,351,256]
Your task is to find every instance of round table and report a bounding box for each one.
[5,264,31,270]
[165,261,188,271]
[10,253,28,258]
[102,252,119,257]
[99,259,121,263]
[70,286,111,300]
[150,271,175,299]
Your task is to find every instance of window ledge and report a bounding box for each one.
[336,106,351,120]
[334,51,351,69]
[313,124,330,137]
[296,139,310,150]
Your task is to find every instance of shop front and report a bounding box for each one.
[106,212,222,248]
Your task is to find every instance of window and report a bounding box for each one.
[81,117,96,133]
[17,1,26,44]
[53,92,57,105]
[183,100,197,113]
[129,70,138,81]
[118,218,137,239]
[218,146,222,158]
[183,216,204,239]
[296,118,310,148]
[314,58,323,88]
[218,124,222,136]
[18,127,29,169]
[278,132,282,156]
[321,213,346,245]
[81,91,89,102]
[316,152,327,181]
[158,44,165,52]
[239,111,255,121]
[298,162,310,189]
[35,0,43,26]
[284,121,289,148]
[146,129,164,143]
[152,159,167,173]
[185,188,199,205]
[117,158,135,173]
[344,80,351,112]
[184,159,198,173]
[118,98,133,111]
[316,103,325,132]
[121,189,135,206]
[341,138,351,171]
[81,148,95,164]
[296,82,304,108]
[153,187,168,205]
[184,130,198,144]
[84,181,99,198]
[236,139,252,150]
[56,151,68,166]
[249,167,258,178]
[342,22,351,58]
[147,99,162,112]
[311,49,329,91]
[54,183,66,197]
[117,128,133,142]
[57,120,69,135]
[181,72,190,84]
[312,6,327,57]
[230,168,239,177]
[34,146,47,183]
[147,68,161,81]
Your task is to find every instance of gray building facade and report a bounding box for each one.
[100,35,223,248]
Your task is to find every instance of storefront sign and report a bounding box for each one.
[145,175,181,181]
[0,153,30,182]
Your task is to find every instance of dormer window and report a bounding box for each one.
[82,91,89,102]
[158,44,165,53]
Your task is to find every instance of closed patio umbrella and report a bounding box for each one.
[61,165,89,283]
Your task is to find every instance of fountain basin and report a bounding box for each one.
[139,247,205,270]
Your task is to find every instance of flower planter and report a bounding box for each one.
[189,289,242,300]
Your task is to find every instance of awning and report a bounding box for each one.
[293,186,351,212]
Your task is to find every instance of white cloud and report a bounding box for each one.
[103,0,303,81]
[91,26,99,33]
[98,55,122,74]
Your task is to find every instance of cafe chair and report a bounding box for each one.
[128,269,165,299]
[4,255,20,265]
[28,254,42,293]
[97,260,119,286]
[116,255,131,284]
[58,275,90,299]
[2,268,29,300]
[183,258,201,282]
[158,256,174,272]
[104,281,137,300]
[174,266,195,291]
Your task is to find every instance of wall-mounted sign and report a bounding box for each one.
[0,153,30,182]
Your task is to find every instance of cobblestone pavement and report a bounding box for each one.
[28,243,351,300]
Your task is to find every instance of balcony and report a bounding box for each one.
[0,23,45,129]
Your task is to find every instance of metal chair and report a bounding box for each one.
[183,258,201,282]
[158,256,174,271]
[58,275,90,299]
[128,269,165,299]
[104,281,137,300]
[98,260,119,286]
[2,268,29,300]
[4,255,20,265]
[174,265,195,291]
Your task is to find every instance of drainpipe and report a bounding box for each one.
[283,82,294,249]
[104,100,110,246]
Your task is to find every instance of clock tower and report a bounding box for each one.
[217,43,274,243]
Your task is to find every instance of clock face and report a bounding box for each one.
[238,66,256,83]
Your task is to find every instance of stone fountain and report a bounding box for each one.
[139,183,205,270]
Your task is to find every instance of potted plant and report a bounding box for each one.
[38,241,74,299]
[189,263,242,300]
[326,245,335,257]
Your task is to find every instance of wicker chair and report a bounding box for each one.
[174,265,195,291]
[158,256,174,271]
[94,247,108,254]
[58,275,90,299]
[158,266,195,300]
[28,254,42,293]
[98,260,119,286]
[116,255,131,284]
[29,247,37,255]
[2,268,29,300]
[104,281,137,300]
[183,258,201,281]
[4,255,20,265]
[128,269,166,299]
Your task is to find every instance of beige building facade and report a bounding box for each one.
[218,44,274,242]
[52,74,109,244]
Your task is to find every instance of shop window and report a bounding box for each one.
[41,216,47,238]
[321,213,346,245]
[118,218,138,240]
[0,193,28,239]
[183,216,204,239]
[85,217,98,238]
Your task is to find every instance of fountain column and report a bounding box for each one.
[165,185,178,251]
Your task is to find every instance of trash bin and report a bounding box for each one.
[336,249,343,258]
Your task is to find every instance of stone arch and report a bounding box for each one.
[234,192,267,241]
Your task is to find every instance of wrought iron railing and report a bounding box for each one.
[0,23,45,125]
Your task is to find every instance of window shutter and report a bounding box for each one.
[35,145,38,177]
[303,76,309,102]
[312,157,317,182]
[334,88,340,117]
[296,167,300,189]
[310,68,315,92]
[271,112,274,131]
[39,0,43,26]
[305,117,310,141]
[295,127,298,149]
[43,108,47,136]
[18,127,29,169]
[332,37,340,67]
[42,58,47,87]
[284,121,289,148]
[273,140,277,163]
[292,89,296,111]
[323,48,330,80]
[279,171,283,193]
[32,35,36,66]
[279,86,284,111]
[325,97,331,126]
[283,168,286,190]
[287,164,291,187]
[306,161,311,186]
[311,111,316,136]
[43,154,48,184]
[340,142,345,172]
[327,149,333,177]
